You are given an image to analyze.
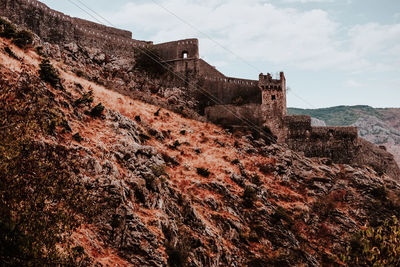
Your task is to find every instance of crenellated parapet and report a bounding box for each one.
[259,72,285,91]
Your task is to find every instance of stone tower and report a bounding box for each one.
[259,72,287,141]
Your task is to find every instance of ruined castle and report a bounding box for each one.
[1,0,399,177]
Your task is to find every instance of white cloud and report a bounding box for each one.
[282,0,353,4]
[345,79,363,88]
[348,23,400,71]
[282,0,334,3]
[106,0,400,73]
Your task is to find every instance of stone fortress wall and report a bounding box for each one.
[284,115,360,164]
[154,39,260,105]
[0,0,150,57]
[1,0,399,177]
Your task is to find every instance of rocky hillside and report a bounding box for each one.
[1,23,400,266]
[289,106,400,165]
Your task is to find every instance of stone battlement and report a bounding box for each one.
[259,72,284,91]
[203,76,258,86]
[0,0,150,57]
[284,115,312,124]
[311,126,358,138]
[284,115,359,139]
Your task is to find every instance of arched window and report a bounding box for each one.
[182,51,188,59]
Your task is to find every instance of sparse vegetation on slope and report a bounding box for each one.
[342,216,400,266]
[1,32,400,266]
[39,59,63,89]
[0,72,92,265]
[0,17,32,48]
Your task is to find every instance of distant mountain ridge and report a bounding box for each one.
[288,106,400,165]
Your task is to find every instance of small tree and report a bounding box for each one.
[12,30,33,49]
[0,17,16,38]
[0,18,33,49]
[39,59,62,89]
[89,103,105,118]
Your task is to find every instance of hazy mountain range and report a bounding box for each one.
[288,106,400,165]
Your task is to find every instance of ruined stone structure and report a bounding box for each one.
[0,0,150,57]
[1,0,399,178]
[284,116,359,163]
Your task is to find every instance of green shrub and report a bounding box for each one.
[74,69,86,78]
[151,164,167,177]
[165,241,189,267]
[72,133,83,142]
[35,46,45,56]
[12,30,33,49]
[259,163,275,174]
[341,216,400,266]
[39,59,62,89]
[0,19,33,49]
[89,103,105,118]
[148,128,159,137]
[250,173,262,186]
[243,185,258,207]
[173,140,181,148]
[139,133,151,141]
[197,167,211,178]
[4,46,19,60]
[231,158,240,165]
[162,153,180,167]
[74,91,93,107]
[0,17,16,39]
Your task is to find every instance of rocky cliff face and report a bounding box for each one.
[1,35,400,266]
[352,115,400,165]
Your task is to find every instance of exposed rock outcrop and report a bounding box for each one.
[1,38,400,266]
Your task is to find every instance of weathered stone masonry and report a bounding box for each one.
[1,0,399,178]
[0,0,150,57]
[284,116,359,163]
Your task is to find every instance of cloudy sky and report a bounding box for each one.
[39,0,400,108]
